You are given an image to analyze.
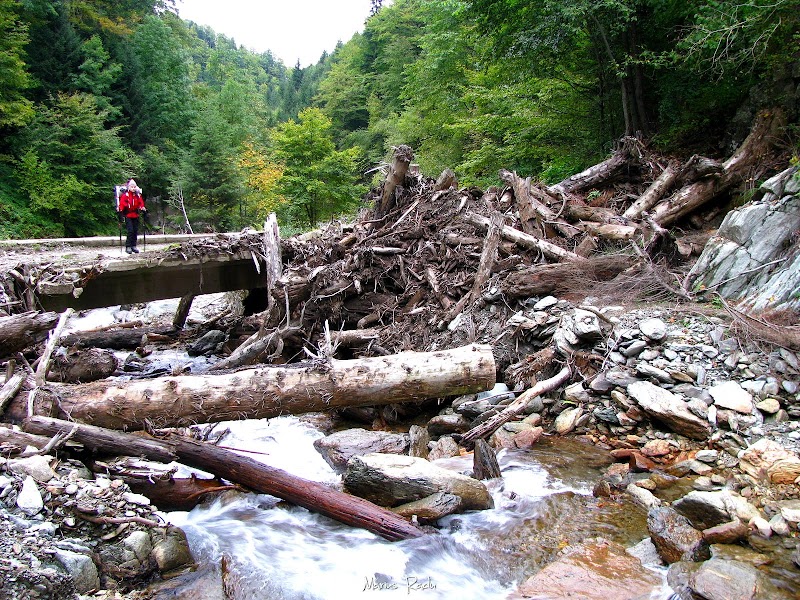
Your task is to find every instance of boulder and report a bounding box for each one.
[738,438,800,484]
[508,539,662,600]
[687,166,800,310]
[427,436,460,461]
[709,381,754,414]
[673,490,761,531]
[702,520,749,544]
[627,381,712,440]
[54,548,100,594]
[187,329,226,356]
[647,506,709,564]
[7,455,57,483]
[676,558,791,600]
[151,527,194,574]
[313,428,409,473]
[391,492,464,522]
[344,453,493,510]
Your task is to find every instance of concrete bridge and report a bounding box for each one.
[0,232,272,312]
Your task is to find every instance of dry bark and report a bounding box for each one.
[623,164,679,220]
[502,255,635,299]
[0,311,59,357]
[376,145,414,219]
[12,344,495,431]
[24,416,423,541]
[499,170,579,239]
[548,137,642,197]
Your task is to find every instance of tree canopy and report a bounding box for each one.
[0,0,796,239]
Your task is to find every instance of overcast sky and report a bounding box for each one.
[176,0,375,67]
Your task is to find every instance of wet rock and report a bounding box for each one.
[626,484,661,510]
[7,455,57,483]
[426,414,469,436]
[509,539,662,600]
[686,558,789,600]
[313,428,409,473]
[554,406,582,435]
[187,329,226,356]
[639,318,667,341]
[427,436,460,461]
[673,490,761,531]
[648,506,709,564]
[344,453,493,510]
[54,548,99,594]
[702,520,749,544]
[124,530,153,562]
[627,381,712,440]
[408,425,430,459]
[17,475,44,516]
[144,563,226,600]
[513,426,543,449]
[738,437,800,484]
[709,381,754,414]
[391,492,464,523]
[151,527,194,574]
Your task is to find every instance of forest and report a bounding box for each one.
[0,0,797,240]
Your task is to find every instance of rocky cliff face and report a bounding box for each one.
[688,166,800,310]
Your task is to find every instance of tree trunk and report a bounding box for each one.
[549,137,642,197]
[60,326,176,350]
[499,170,580,238]
[652,109,786,227]
[12,344,495,431]
[502,256,634,299]
[24,416,423,541]
[462,212,584,263]
[376,145,414,219]
[623,164,678,220]
[473,439,501,480]
[0,311,59,356]
[172,293,196,330]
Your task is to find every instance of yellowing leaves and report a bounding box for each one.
[238,141,286,223]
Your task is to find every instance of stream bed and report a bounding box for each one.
[163,416,673,600]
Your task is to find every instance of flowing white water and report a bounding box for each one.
[164,417,672,600]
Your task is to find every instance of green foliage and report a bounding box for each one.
[270,108,366,228]
[0,0,33,128]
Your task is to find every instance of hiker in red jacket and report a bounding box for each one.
[118,179,146,254]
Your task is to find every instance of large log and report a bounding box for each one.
[651,109,785,227]
[548,137,642,197]
[0,311,59,356]
[12,344,495,431]
[24,416,423,541]
[60,325,177,350]
[502,256,635,299]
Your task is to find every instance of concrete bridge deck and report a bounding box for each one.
[0,233,270,312]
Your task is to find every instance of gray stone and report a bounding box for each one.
[427,436,460,461]
[408,425,430,459]
[344,453,493,510]
[54,549,99,594]
[783,380,798,394]
[151,527,194,574]
[7,455,57,483]
[689,558,790,600]
[622,340,648,357]
[391,492,464,522]
[532,295,558,310]
[639,318,667,341]
[695,450,719,464]
[16,475,44,516]
[554,406,582,435]
[572,308,603,341]
[779,499,800,523]
[636,363,674,383]
[123,530,153,562]
[647,506,709,564]
[673,490,761,531]
[709,381,753,414]
[187,329,226,356]
[427,413,470,436]
[627,381,712,440]
[313,428,409,473]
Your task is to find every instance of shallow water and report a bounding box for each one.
[165,417,672,600]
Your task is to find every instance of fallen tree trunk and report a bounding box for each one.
[651,109,785,227]
[12,344,495,431]
[462,212,584,263]
[548,137,642,197]
[0,311,59,356]
[502,255,635,299]
[623,164,679,220]
[24,416,423,541]
[499,170,578,239]
[60,325,177,350]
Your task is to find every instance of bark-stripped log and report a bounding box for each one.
[24,416,423,541]
[462,212,584,263]
[499,170,579,238]
[623,164,679,220]
[12,344,495,431]
[0,311,58,356]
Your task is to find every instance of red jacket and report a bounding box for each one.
[119,190,145,219]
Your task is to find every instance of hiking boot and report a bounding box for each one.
[126,248,133,254]
[132,247,140,253]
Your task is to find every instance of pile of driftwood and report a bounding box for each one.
[0,107,790,542]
